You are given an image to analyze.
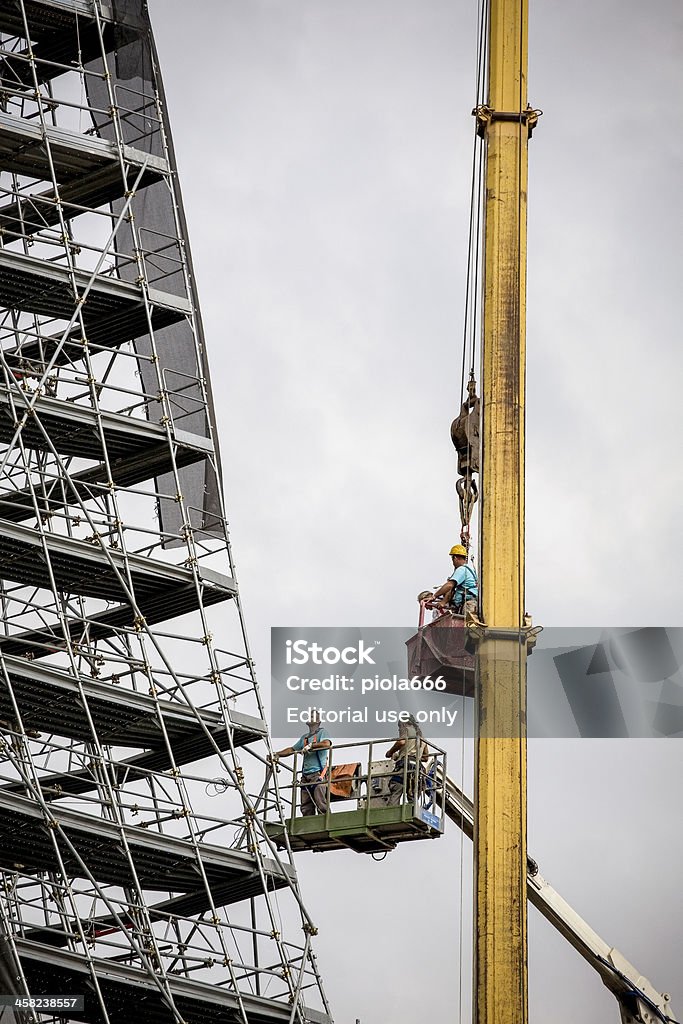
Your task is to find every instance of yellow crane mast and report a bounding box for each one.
[474,1,537,1021]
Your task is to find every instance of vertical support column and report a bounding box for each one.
[474,1,530,1023]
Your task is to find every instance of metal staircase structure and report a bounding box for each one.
[0,2,331,1021]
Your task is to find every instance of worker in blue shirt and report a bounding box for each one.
[429,544,479,616]
[273,714,332,816]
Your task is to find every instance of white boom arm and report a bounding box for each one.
[440,771,675,1024]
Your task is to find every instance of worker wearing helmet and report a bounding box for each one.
[429,545,479,616]
[384,714,428,806]
[272,713,332,816]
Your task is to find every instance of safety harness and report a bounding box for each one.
[451,563,478,609]
[302,730,329,779]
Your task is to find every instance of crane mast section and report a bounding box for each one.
[480,3,528,624]
[475,2,530,1023]
[442,773,674,1024]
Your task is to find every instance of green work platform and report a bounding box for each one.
[266,802,444,855]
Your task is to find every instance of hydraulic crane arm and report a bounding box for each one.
[440,772,676,1024]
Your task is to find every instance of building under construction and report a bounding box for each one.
[0,2,331,1021]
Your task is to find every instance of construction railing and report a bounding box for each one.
[269,736,448,832]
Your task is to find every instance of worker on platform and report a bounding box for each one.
[273,714,332,816]
[385,715,427,806]
[429,544,479,616]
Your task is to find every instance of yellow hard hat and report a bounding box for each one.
[449,544,468,557]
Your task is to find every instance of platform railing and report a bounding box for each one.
[418,595,465,628]
[270,736,448,832]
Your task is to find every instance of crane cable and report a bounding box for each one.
[454,0,487,560]
[460,0,489,403]
[515,4,527,1021]
[456,2,489,1021]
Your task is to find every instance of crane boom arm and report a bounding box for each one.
[440,771,675,1024]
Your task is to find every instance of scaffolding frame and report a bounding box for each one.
[0,3,331,1021]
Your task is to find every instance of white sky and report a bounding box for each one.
[151,2,683,1021]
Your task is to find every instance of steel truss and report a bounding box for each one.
[0,2,330,1022]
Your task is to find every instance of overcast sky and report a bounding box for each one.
[150,2,683,1021]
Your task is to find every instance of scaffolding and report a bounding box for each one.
[0,2,331,1021]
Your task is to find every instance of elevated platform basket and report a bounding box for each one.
[406,611,476,697]
[266,741,447,855]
